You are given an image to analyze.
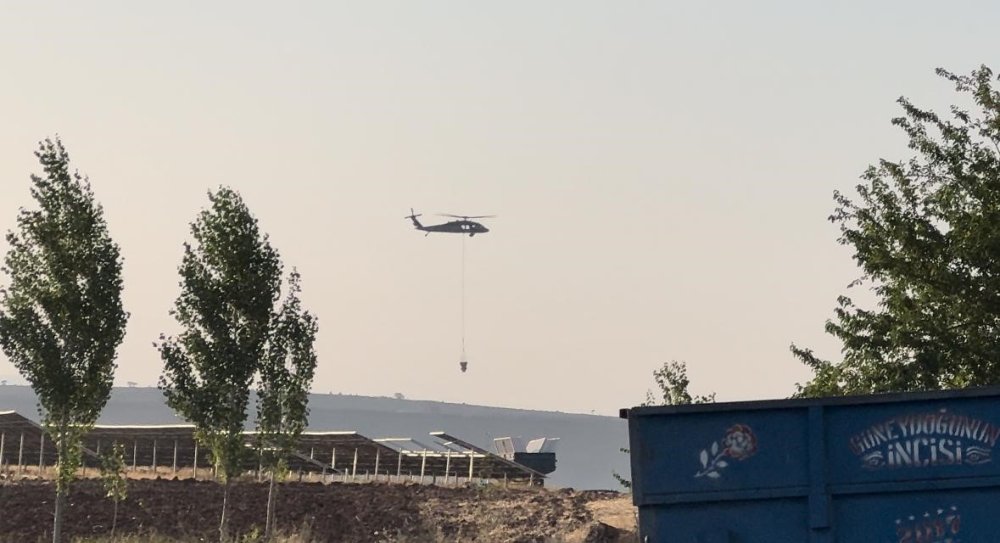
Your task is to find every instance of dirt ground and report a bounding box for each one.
[0,478,636,542]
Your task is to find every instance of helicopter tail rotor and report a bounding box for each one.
[405,208,424,229]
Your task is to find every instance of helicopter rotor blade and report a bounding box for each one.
[439,214,496,219]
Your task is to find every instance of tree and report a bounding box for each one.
[99,442,128,539]
[256,270,318,540]
[0,137,128,543]
[643,360,717,407]
[614,360,714,489]
[793,65,1000,397]
[158,187,282,542]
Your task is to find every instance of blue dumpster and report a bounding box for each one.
[621,387,1000,542]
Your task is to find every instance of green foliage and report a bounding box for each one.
[0,138,128,485]
[99,441,128,537]
[100,442,128,503]
[53,427,88,487]
[615,361,715,489]
[256,269,319,467]
[794,65,1000,397]
[611,447,633,490]
[642,360,716,406]
[156,187,317,542]
[0,137,128,543]
[158,187,283,483]
[256,270,318,539]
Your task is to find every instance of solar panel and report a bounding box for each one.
[526,437,559,453]
[0,410,550,484]
[494,437,516,456]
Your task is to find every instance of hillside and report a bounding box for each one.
[0,386,630,490]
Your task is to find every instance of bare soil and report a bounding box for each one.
[0,479,636,542]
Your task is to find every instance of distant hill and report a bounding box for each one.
[0,385,630,490]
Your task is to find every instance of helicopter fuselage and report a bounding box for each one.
[418,220,488,236]
[409,217,489,236]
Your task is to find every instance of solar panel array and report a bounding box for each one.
[0,411,546,484]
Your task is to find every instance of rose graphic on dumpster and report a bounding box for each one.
[695,424,759,479]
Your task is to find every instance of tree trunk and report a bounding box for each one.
[52,422,68,543]
[111,499,118,539]
[52,488,65,543]
[219,478,231,543]
[265,469,277,540]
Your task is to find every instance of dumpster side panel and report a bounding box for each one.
[833,488,995,542]
[640,498,809,542]
[630,407,809,502]
[826,397,1000,485]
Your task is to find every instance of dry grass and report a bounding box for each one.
[585,495,637,533]
[69,526,317,543]
[2,465,218,482]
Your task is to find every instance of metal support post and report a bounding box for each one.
[419,450,427,484]
[352,448,359,481]
[444,451,451,485]
[17,432,24,477]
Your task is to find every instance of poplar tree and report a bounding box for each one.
[99,442,128,538]
[0,137,128,543]
[158,187,282,542]
[256,269,318,540]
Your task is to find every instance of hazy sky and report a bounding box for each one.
[1,2,998,415]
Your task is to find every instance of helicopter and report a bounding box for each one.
[405,208,494,237]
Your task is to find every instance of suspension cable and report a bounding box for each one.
[461,234,466,361]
